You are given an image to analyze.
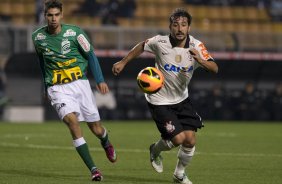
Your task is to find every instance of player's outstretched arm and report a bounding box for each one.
[112,41,145,76]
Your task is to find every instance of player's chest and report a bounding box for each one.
[158,46,194,66]
[38,37,76,56]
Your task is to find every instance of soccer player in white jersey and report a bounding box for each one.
[112,8,218,184]
[32,0,117,181]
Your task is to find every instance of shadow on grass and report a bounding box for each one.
[0,169,169,183]
[0,169,83,181]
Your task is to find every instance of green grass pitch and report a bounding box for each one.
[0,121,282,184]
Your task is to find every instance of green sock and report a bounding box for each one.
[100,130,110,148]
[76,143,96,171]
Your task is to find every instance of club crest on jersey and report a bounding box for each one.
[61,39,71,55]
[164,121,175,133]
[77,34,90,52]
[175,55,182,63]
[63,29,76,37]
[35,33,46,40]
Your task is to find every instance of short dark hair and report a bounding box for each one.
[169,8,192,26]
[44,0,63,15]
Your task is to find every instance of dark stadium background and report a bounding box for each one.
[0,0,281,122]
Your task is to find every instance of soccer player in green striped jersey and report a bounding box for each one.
[32,0,117,181]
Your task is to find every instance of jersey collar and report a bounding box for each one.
[169,34,190,48]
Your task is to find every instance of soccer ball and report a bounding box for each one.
[137,67,164,94]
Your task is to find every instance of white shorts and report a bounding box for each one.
[47,79,100,122]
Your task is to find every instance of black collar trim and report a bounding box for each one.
[169,34,190,48]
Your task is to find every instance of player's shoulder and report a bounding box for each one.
[155,34,170,41]
[188,35,202,47]
[62,24,83,32]
[62,23,81,30]
[32,26,47,41]
[149,34,170,44]
[62,24,87,37]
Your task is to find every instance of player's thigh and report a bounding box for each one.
[178,98,203,131]
[47,87,81,120]
[147,102,183,140]
[78,80,100,122]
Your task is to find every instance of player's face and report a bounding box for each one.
[45,8,63,31]
[170,16,190,42]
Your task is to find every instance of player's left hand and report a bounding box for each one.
[96,82,109,94]
[189,48,203,64]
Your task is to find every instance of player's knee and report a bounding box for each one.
[180,145,195,156]
[87,122,104,136]
[182,133,196,147]
[182,139,196,148]
[171,132,186,146]
[63,113,78,124]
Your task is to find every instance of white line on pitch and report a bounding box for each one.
[1,142,282,158]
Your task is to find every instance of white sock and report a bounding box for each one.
[152,139,174,156]
[73,137,86,147]
[174,146,195,177]
[102,128,107,138]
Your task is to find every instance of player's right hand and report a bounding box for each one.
[112,61,125,76]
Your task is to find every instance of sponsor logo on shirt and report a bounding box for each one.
[57,58,77,67]
[63,29,76,37]
[77,34,90,52]
[164,64,193,73]
[52,66,82,84]
[56,103,66,111]
[198,43,212,60]
[35,33,46,40]
[43,48,54,55]
[158,39,167,43]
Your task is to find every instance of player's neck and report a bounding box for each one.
[169,34,188,48]
[177,39,187,48]
[174,38,187,48]
[47,24,62,35]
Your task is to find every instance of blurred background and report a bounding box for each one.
[0,0,281,122]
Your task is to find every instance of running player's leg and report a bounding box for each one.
[63,113,102,181]
[173,130,195,184]
[87,122,117,163]
[172,97,202,183]
[78,80,117,163]
[48,81,103,181]
[147,103,184,173]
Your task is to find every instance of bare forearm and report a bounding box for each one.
[198,60,219,74]
[121,41,145,64]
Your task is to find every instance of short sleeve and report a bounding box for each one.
[144,35,159,53]
[195,42,214,61]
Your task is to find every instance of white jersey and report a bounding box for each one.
[143,34,213,105]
